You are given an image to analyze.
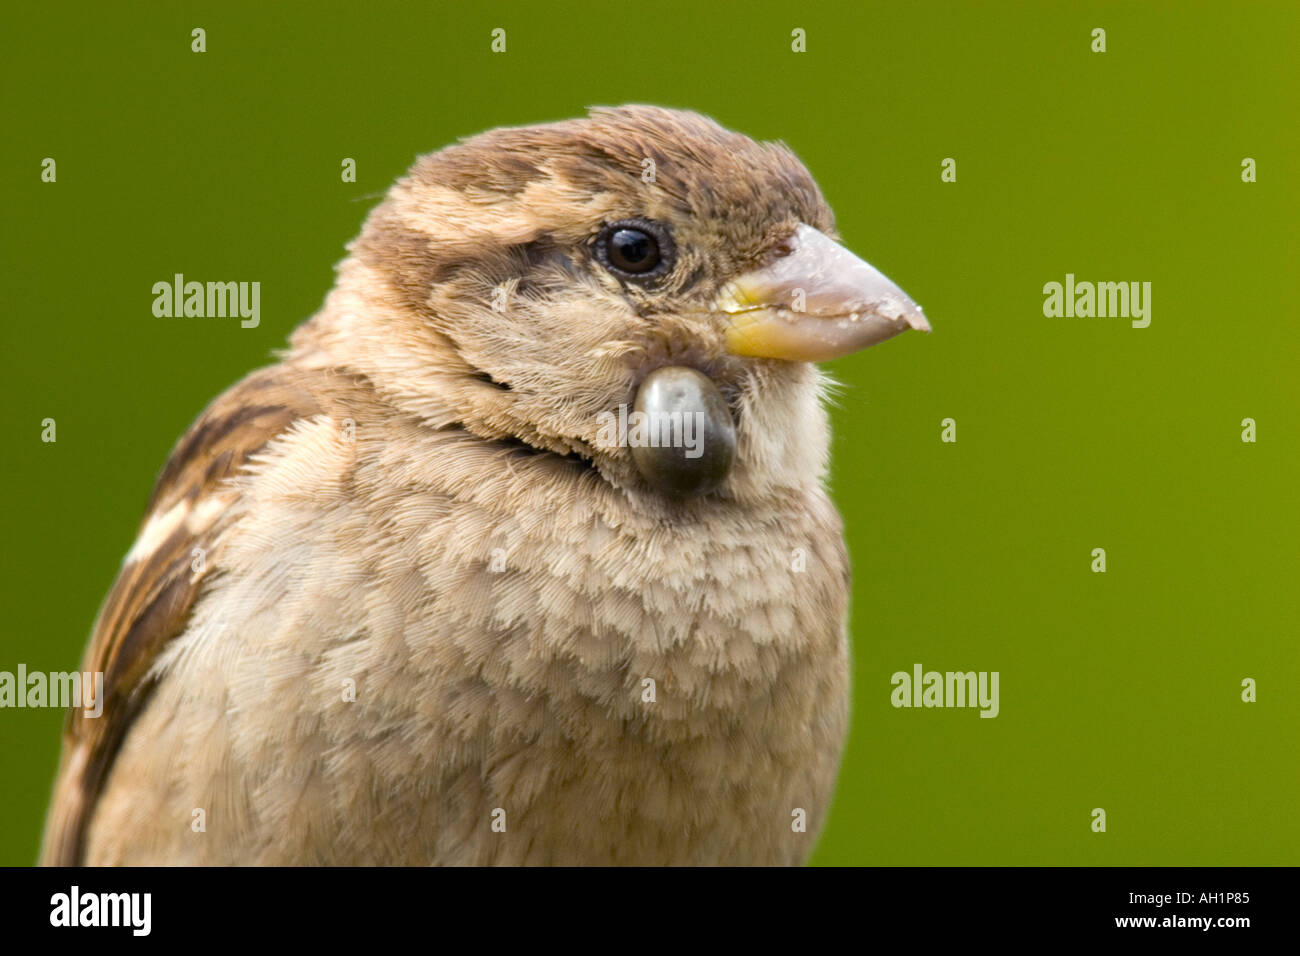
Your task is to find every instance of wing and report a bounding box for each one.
[40,365,324,865]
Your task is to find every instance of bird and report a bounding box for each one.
[41,105,928,866]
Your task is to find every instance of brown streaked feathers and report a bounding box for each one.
[42,369,330,864]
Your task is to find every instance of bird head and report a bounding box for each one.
[301,106,927,507]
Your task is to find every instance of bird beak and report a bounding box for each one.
[718,224,930,362]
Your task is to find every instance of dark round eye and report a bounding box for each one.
[609,228,658,272]
[597,219,674,278]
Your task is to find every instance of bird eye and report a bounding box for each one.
[609,229,657,272]
[597,219,673,279]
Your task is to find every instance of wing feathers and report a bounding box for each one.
[40,366,326,865]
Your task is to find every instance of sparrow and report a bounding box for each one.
[41,106,928,866]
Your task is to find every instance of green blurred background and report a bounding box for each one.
[2,0,1296,865]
